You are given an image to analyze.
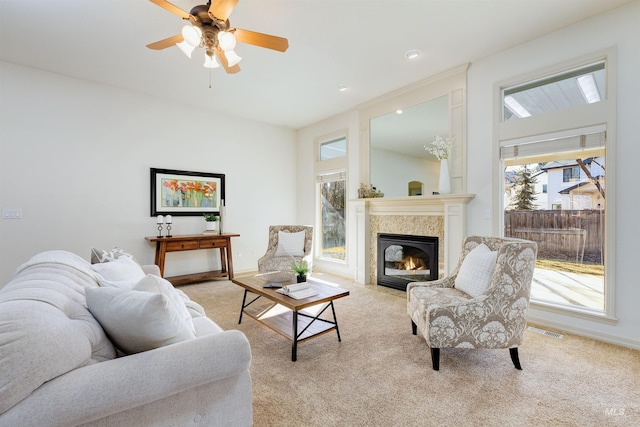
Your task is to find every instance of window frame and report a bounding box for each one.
[492,50,617,324]
[314,132,349,266]
[563,166,581,183]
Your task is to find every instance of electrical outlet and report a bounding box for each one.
[3,208,23,219]
[483,208,491,220]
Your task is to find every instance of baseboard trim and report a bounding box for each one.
[527,317,640,350]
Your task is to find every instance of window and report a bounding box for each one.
[502,132,606,313]
[563,166,580,182]
[319,138,346,160]
[316,134,348,264]
[318,172,346,261]
[497,55,614,321]
[502,61,605,121]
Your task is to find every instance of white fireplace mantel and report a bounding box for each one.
[350,194,475,285]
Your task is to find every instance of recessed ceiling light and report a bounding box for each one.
[396,109,403,115]
[337,84,349,92]
[405,49,421,60]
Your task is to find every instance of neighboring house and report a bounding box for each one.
[504,157,604,210]
[542,157,605,210]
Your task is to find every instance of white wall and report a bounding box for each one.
[297,1,640,348]
[466,1,639,348]
[0,62,297,284]
[370,147,439,197]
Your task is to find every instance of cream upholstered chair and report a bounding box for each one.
[257,225,313,273]
[407,235,537,370]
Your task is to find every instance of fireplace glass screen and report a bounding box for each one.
[377,233,438,290]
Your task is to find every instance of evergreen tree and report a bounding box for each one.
[511,165,538,210]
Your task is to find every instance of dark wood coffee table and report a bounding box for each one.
[231,273,350,361]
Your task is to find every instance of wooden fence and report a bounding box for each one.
[504,209,605,263]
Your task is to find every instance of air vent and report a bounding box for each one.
[527,326,564,339]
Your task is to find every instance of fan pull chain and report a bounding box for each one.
[209,68,212,89]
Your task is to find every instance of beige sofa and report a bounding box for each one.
[0,250,252,426]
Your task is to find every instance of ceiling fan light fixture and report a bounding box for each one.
[204,54,220,69]
[182,25,203,47]
[224,49,242,67]
[176,40,196,58]
[218,31,237,51]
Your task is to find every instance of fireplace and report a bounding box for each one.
[377,233,438,291]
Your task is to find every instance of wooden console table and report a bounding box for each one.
[145,233,240,285]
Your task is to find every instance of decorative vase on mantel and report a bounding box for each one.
[439,159,451,194]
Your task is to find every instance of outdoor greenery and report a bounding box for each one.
[321,180,346,259]
[510,165,538,210]
[536,259,604,276]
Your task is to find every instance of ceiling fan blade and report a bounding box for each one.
[234,28,289,52]
[215,47,241,74]
[149,0,191,19]
[146,34,184,50]
[209,0,239,21]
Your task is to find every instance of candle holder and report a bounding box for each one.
[157,224,164,238]
[165,215,173,237]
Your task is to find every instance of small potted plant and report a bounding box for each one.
[203,213,220,232]
[291,259,309,283]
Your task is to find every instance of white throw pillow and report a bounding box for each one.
[132,274,195,333]
[85,287,196,355]
[91,256,146,282]
[274,230,306,257]
[454,243,498,297]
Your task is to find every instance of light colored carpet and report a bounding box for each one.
[180,273,639,427]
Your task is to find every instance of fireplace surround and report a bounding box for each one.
[351,194,474,285]
[377,233,438,290]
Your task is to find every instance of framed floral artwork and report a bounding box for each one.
[150,168,225,216]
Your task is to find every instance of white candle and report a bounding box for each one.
[156,215,164,224]
[165,215,172,224]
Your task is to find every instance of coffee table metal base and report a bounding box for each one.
[238,289,342,361]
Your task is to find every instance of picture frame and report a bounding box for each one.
[150,168,225,216]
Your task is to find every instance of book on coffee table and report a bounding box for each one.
[276,283,318,299]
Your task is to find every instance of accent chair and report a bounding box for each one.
[407,235,537,370]
[257,225,313,273]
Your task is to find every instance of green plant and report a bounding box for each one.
[291,259,309,276]
[203,213,220,222]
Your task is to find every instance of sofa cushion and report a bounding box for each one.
[454,243,498,297]
[90,256,146,283]
[0,299,107,414]
[0,250,117,414]
[86,287,196,354]
[274,230,305,257]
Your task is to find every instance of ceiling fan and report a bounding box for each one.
[146,0,289,74]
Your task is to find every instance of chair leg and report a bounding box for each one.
[509,347,522,370]
[430,348,440,371]
[411,321,417,335]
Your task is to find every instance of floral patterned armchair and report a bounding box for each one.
[407,236,537,370]
[257,225,313,274]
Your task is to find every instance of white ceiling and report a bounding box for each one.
[0,0,632,130]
